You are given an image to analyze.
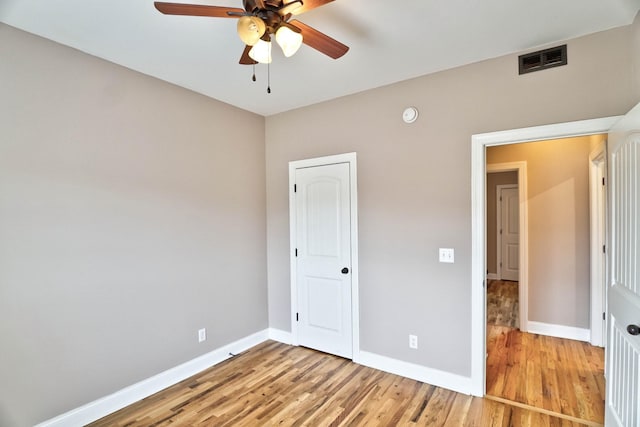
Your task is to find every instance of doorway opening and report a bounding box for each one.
[470,116,621,399]
[486,164,527,334]
[486,173,521,356]
[483,137,607,424]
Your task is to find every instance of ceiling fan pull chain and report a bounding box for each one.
[267,61,271,94]
[252,64,256,82]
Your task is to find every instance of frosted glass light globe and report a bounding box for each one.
[237,16,266,46]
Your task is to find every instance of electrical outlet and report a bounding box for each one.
[409,334,418,349]
[439,248,455,263]
[198,328,206,343]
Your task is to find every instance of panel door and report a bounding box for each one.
[500,186,519,281]
[606,103,640,427]
[295,162,352,358]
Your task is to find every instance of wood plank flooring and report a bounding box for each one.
[486,325,605,425]
[485,280,604,425]
[89,341,594,427]
[487,280,519,328]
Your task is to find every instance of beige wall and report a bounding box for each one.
[486,172,518,276]
[2,14,639,427]
[487,135,606,328]
[266,25,636,377]
[0,24,267,427]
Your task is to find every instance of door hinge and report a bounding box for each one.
[603,245,606,254]
[295,248,298,257]
[294,184,297,193]
[500,196,502,202]
[500,229,503,235]
[296,312,299,322]
[500,262,502,267]
[602,177,605,186]
[603,312,606,320]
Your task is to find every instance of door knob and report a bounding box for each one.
[628,324,640,336]
[341,267,349,274]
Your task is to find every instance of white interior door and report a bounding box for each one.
[605,102,640,427]
[295,162,352,358]
[499,186,519,281]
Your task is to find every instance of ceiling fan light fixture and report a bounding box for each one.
[249,39,272,64]
[275,26,303,57]
[237,16,266,46]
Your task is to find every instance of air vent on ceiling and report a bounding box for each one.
[518,45,567,75]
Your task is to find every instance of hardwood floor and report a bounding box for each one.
[89,341,590,426]
[485,280,605,426]
[486,325,605,425]
[487,280,519,328]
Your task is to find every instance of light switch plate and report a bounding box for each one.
[439,248,454,263]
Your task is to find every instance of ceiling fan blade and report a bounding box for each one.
[288,0,334,15]
[154,2,244,17]
[289,19,348,59]
[240,45,258,65]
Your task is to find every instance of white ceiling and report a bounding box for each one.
[1,0,639,116]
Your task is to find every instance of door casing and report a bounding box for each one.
[288,152,360,362]
[589,143,607,348]
[471,116,622,396]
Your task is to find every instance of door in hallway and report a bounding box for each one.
[498,186,519,281]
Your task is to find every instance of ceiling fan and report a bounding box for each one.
[154,0,349,65]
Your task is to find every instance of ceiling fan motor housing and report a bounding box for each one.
[244,0,291,34]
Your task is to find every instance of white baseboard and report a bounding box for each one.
[37,329,476,426]
[36,329,270,427]
[526,321,590,342]
[487,273,499,280]
[268,328,293,345]
[267,331,472,396]
[357,351,472,395]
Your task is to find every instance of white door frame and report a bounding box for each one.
[470,116,622,396]
[288,152,360,362]
[495,183,520,282]
[589,143,607,347]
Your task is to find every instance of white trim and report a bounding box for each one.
[288,152,360,362]
[472,118,620,146]
[357,351,472,395]
[268,328,293,345]
[527,321,591,342]
[488,163,528,334]
[589,143,607,347]
[470,135,486,397]
[487,273,499,280]
[35,330,269,427]
[470,115,622,397]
